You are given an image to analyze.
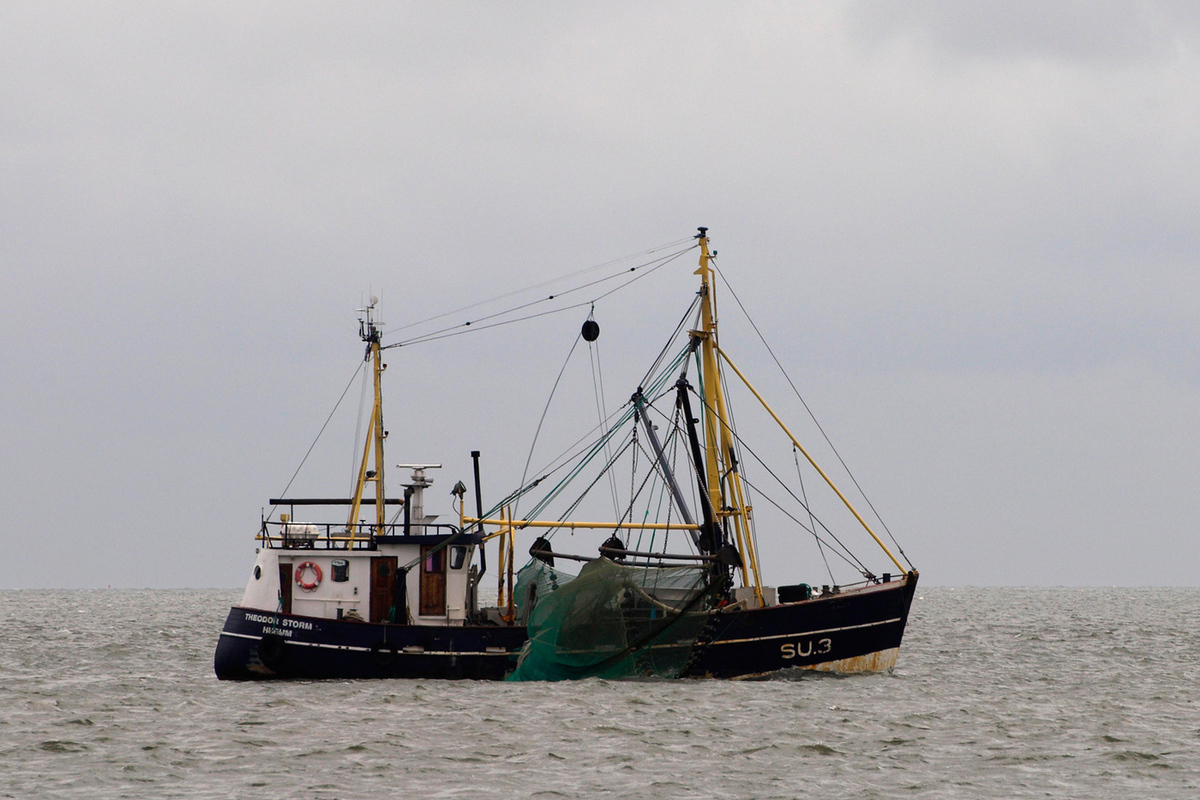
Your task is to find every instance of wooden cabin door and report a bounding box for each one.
[370,556,398,623]
[419,546,446,616]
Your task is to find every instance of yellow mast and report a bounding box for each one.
[693,230,764,601]
[348,299,387,542]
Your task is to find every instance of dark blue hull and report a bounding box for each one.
[684,575,919,678]
[213,607,528,680]
[215,574,917,680]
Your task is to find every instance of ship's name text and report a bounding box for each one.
[245,613,313,631]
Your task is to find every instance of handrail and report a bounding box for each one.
[258,520,465,549]
[270,498,403,506]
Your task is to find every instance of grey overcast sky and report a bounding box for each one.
[2,2,1197,589]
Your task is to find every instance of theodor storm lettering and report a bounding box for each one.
[244,613,313,630]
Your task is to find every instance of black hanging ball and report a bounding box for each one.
[600,535,626,562]
[581,319,600,342]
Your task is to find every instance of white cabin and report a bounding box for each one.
[238,466,478,625]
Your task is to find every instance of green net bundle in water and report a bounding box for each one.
[508,557,719,681]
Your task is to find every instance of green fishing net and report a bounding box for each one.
[507,557,719,681]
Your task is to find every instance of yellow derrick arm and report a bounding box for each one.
[709,349,764,598]
[346,378,375,543]
[715,345,907,574]
[495,506,516,621]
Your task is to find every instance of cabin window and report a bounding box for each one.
[331,559,350,582]
[424,549,443,573]
[448,546,467,570]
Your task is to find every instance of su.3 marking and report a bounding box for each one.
[780,638,832,659]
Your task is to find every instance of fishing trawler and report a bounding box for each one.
[214,228,918,681]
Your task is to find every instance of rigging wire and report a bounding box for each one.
[735,470,868,575]
[716,357,762,572]
[586,306,622,518]
[534,431,637,534]
[520,397,639,523]
[625,416,639,541]
[637,419,675,554]
[796,446,836,584]
[385,246,695,350]
[382,237,694,336]
[391,298,595,349]
[348,358,372,497]
[265,360,365,523]
[566,374,867,574]
[640,295,701,390]
[518,345,692,528]
[636,400,706,555]
[591,247,693,303]
[400,301,700,529]
[514,326,584,520]
[581,378,863,575]
[684,384,873,576]
[505,406,629,509]
[511,345,691,520]
[492,334,695,549]
[481,392,640,526]
[712,264,913,570]
[470,327,686,525]
[451,248,903,580]
[660,405,684,556]
[623,437,671,545]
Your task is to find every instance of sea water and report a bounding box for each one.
[1,588,1197,798]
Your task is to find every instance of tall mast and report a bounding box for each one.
[348,298,387,541]
[693,229,724,533]
[693,229,764,598]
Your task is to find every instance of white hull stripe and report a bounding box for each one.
[224,616,902,655]
[708,617,903,646]
[220,630,512,657]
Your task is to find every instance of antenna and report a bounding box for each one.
[357,294,384,344]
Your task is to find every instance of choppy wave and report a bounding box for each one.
[1,587,1197,798]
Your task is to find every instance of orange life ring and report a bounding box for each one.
[295,561,322,591]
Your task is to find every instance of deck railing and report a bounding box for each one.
[257,520,463,550]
